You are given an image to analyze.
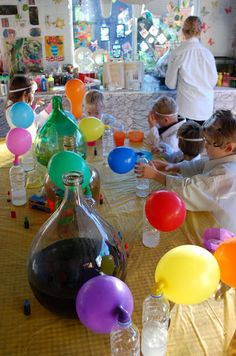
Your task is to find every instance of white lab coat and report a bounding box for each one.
[165,37,218,121]
[146,120,185,152]
[165,154,236,234]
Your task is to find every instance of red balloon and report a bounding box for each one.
[145,190,186,232]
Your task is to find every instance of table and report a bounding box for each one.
[0,138,236,356]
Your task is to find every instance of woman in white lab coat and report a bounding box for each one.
[165,16,218,123]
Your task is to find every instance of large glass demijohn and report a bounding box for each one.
[34,96,87,166]
[27,171,127,316]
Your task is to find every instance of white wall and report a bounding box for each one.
[0,0,74,72]
[199,0,235,57]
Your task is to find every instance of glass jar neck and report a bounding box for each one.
[52,95,63,111]
[63,181,84,205]
[62,172,84,205]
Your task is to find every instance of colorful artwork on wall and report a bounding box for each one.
[52,17,65,29]
[73,21,93,48]
[4,37,43,73]
[2,29,16,40]
[30,27,41,37]
[1,18,9,28]
[45,36,64,61]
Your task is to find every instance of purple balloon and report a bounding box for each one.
[203,227,234,253]
[76,275,133,334]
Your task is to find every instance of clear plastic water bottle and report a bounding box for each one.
[21,148,35,172]
[110,307,140,356]
[142,204,160,248]
[102,126,114,163]
[136,154,149,198]
[142,293,170,356]
[9,162,27,206]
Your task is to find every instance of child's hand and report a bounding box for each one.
[151,145,161,154]
[135,161,158,179]
[152,159,169,171]
[152,159,180,173]
[34,99,44,109]
[148,111,157,128]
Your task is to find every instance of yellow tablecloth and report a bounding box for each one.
[0,139,236,356]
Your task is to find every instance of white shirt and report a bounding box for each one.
[165,154,236,234]
[146,120,185,152]
[165,38,218,121]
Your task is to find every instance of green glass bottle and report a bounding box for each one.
[34,95,87,166]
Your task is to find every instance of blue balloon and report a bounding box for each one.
[9,102,34,129]
[108,147,136,174]
[64,110,77,124]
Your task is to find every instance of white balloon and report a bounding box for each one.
[74,47,92,67]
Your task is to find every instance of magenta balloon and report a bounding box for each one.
[76,275,133,334]
[6,128,32,156]
[203,227,234,253]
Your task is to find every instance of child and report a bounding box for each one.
[146,95,185,153]
[6,75,38,139]
[162,120,205,163]
[83,89,123,130]
[136,110,236,234]
[5,75,51,140]
[5,75,50,178]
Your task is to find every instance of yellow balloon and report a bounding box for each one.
[155,245,220,304]
[79,117,105,142]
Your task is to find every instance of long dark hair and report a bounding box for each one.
[6,75,32,109]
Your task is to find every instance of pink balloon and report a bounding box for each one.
[6,128,32,156]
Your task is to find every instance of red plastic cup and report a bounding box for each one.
[114,131,125,146]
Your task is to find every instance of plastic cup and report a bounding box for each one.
[114,131,125,146]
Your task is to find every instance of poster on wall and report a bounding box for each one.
[73,21,92,48]
[4,37,43,73]
[45,36,64,62]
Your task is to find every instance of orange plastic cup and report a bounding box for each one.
[114,131,125,146]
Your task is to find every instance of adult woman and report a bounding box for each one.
[165,16,218,123]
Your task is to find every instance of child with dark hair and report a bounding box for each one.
[5,75,51,138]
[162,120,205,162]
[135,110,236,234]
[5,75,50,175]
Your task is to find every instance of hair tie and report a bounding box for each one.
[178,136,204,142]
[155,111,178,117]
[9,85,33,93]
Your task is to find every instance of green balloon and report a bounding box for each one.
[48,151,90,191]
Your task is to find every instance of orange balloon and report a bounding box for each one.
[214,237,236,288]
[65,79,85,119]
